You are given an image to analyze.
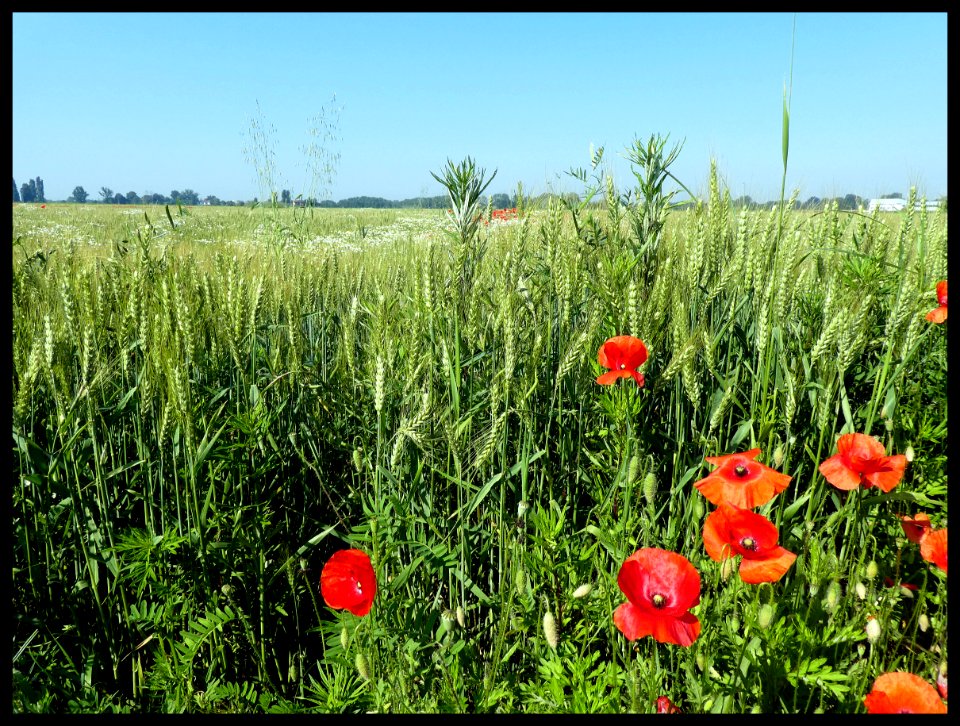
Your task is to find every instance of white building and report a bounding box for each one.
[865,198,942,213]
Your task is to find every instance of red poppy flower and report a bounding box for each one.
[613,548,701,647]
[702,503,797,584]
[320,549,377,616]
[920,528,947,574]
[596,335,648,386]
[863,672,947,713]
[937,666,947,701]
[40,204,46,209]
[693,448,791,509]
[926,280,947,324]
[818,433,906,493]
[656,696,681,713]
[900,513,933,544]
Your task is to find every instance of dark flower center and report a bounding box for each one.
[651,593,667,609]
[734,464,749,477]
[740,537,757,551]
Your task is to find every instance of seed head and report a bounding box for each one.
[865,617,881,644]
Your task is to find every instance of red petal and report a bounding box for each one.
[900,513,932,544]
[738,547,796,584]
[920,528,948,573]
[819,454,861,490]
[864,455,906,492]
[936,280,948,306]
[864,672,947,714]
[597,369,632,385]
[320,549,377,616]
[704,448,761,467]
[926,305,948,323]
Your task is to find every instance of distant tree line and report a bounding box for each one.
[13,179,944,212]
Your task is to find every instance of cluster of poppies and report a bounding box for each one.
[596,328,947,712]
[484,207,521,225]
[314,288,946,713]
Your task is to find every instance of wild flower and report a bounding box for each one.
[863,672,947,713]
[613,548,701,647]
[702,504,797,584]
[900,513,933,544]
[596,335,648,387]
[818,433,906,493]
[656,696,681,713]
[919,528,948,574]
[925,280,947,323]
[693,448,791,509]
[320,549,377,617]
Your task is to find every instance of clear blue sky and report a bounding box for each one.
[13,12,947,204]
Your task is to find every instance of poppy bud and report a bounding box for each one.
[905,445,915,463]
[855,582,867,600]
[543,611,558,650]
[642,471,657,507]
[824,581,841,611]
[919,613,930,632]
[720,558,737,581]
[866,617,881,644]
[515,568,527,597]
[456,605,465,628]
[809,581,820,597]
[696,653,706,672]
[728,616,740,633]
[703,699,714,712]
[757,603,775,630]
[355,652,370,680]
[865,560,879,580]
[352,447,363,473]
[517,500,530,518]
[221,584,233,597]
[773,443,785,468]
[440,609,455,634]
[884,418,894,432]
[572,583,593,599]
[627,455,641,488]
[340,626,349,650]
[937,662,947,700]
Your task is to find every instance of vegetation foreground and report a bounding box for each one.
[12,149,948,713]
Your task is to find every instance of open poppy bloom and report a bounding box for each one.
[863,671,947,713]
[702,503,797,584]
[920,528,947,574]
[926,280,947,324]
[596,335,648,387]
[320,549,377,616]
[818,433,906,493]
[613,548,701,647]
[693,448,791,509]
[900,513,933,544]
[655,696,681,713]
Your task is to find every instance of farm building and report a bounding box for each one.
[865,198,943,213]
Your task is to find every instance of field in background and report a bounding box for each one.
[12,174,948,713]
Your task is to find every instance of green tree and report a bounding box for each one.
[27,179,37,202]
[125,191,141,205]
[100,187,113,203]
[20,183,32,202]
[35,177,45,203]
[13,178,20,202]
[70,186,89,203]
[281,189,291,205]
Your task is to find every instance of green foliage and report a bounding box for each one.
[11,159,947,713]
